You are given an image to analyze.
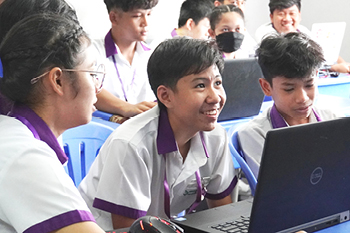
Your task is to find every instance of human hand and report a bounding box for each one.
[123,101,157,117]
[330,62,350,73]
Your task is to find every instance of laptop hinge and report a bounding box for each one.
[277,210,350,233]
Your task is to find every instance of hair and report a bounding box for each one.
[269,0,301,15]
[147,37,224,110]
[104,0,158,12]
[256,32,324,85]
[0,13,90,107]
[210,4,244,30]
[178,0,214,28]
[0,0,78,44]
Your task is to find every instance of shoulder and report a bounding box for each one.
[238,108,272,137]
[314,106,339,120]
[255,23,277,42]
[107,106,159,145]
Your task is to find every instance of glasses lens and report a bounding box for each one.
[96,64,105,90]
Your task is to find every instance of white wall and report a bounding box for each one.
[68,0,349,61]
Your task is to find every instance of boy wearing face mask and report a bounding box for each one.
[209,5,257,59]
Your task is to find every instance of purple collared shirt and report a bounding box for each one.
[9,103,68,164]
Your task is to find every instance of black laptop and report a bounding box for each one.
[173,118,350,233]
[218,58,265,122]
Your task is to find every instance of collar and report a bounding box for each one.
[157,108,178,155]
[104,29,151,58]
[9,103,68,164]
[270,104,322,129]
[171,28,178,38]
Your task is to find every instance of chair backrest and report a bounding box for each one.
[62,121,115,186]
[227,126,257,196]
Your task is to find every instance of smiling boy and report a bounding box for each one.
[237,32,338,178]
[79,38,237,230]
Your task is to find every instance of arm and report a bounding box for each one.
[329,56,350,73]
[112,214,136,229]
[53,221,105,233]
[206,195,232,209]
[95,88,157,117]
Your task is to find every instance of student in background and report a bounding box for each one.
[79,38,237,230]
[213,0,246,13]
[0,0,78,115]
[237,32,338,178]
[0,14,105,233]
[150,0,213,49]
[93,0,158,123]
[255,0,350,74]
[209,5,257,59]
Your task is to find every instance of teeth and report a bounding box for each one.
[205,110,217,115]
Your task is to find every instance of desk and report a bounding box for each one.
[318,73,350,98]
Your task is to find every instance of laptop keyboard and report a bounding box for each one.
[211,216,250,233]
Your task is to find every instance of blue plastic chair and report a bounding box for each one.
[62,121,116,186]
[227,126,257,196]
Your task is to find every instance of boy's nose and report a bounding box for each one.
[295,88,309,103]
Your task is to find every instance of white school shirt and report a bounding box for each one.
[0,106,94,233]
[79,106,237,230]
[94,30,156,103]
[237,106,338,178]
[255,22,312,43]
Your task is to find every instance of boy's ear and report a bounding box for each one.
[185,18,195,31]
[157,85,174,109]
[214,1,221,7]
[109,10,120,25]
[269,13,273,23]
[259,78,272,96]
[208,28,216,39]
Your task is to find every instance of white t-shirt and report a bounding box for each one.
[0,113,94,233]
[237,106,338,178]
[79,106,237,230]
[94,30,156,104]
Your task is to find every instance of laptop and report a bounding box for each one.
[311,22,346,65]
[173,117,350,233]
[218,58,265,122]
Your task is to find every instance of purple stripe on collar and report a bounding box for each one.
[205,176,238,200]
[104,30,151,58]
[140,41,151,51]
[9,103,68,164]
[105,30,118,58]
[270,104,288,129]
[171,28,178,38]
[270,104,322,129]
[157,108,177,155]
[24,210,95,233]
[93,198,147,219]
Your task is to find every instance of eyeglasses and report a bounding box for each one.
[30,64,106,93]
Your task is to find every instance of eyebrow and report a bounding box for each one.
[192,75,222,82]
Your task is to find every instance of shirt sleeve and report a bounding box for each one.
[237,120,268,179]
[92,138,152,219]
[0,141,94,233]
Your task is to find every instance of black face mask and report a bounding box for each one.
[216,31,244,53]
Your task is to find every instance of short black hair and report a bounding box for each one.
[178,0,214,28]
[269,0,301,15]
[210,4,244,30]
[104,0,158,12]
[256,32,324,85]
[147,38,224,110]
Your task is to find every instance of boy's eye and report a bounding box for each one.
[196,83,205,88]
[284,88,294,92]
[215,80,222,86]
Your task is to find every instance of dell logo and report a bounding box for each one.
[310,167,323,185]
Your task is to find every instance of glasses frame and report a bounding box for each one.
[30,64,106,92]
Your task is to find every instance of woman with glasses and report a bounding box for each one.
[0,13,105,233]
